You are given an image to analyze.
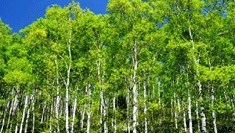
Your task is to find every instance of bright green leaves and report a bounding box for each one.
[0,19,11,35]
[4,56,33,85]
[199,65,235,83]
[0,20,11,78]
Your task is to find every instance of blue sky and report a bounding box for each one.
[0,0,108,33]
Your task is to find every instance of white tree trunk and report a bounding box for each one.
[55,57,60,133]
[0,100,10,133]
[6,98,13,129]
[104,98,108,133]
[182,101,187,133]
[173,93,178,129]
[100,90,103,133]
[12,91,19,133]
[65,20,72,133]
[133,39,138,133]
[188,89,193,133]
[127,82,131,133]
[158,79,162,125]
[112,97,116,133]
[32,94,35,133]
[177,98,181,113]
[71,96,77,133]
[24,95,33,133]
[189,26,206,133]
[19,95,29,133]
[49,103,53,133]
[15,110,19,133]
[144,81,147,133]
[171,99,173,122]
[97,58,103,133]
[87,84,91,133]
[212,86,217,133]
[198,80,206,133]
[80,109,85,129]
[41,101,46,123]
[195,100,200,131]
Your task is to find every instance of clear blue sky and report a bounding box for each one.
[0,0,108,33]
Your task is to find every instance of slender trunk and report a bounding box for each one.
[87,84,91,133]
[102,73,108,133]
[171,99,173,123]
[177,98,181,114]
[133,39,138,133]
[71,96,77,133]
[196,100,200,131]
[6,98,13,129]
[15,109,19,133]
[55,57,60,133]
[0,100,10,133]
[19,95,29,133]
[32,94,35,133]
[100,89,103,133]
[24,95,33,133]
[144,81,147,133]
[189,26,206,133]
[212,85,217,133]
[41,102,46,123]
[65,19,72,133]
[158,79,161,105]
[97,58,103,133]
[80,109,85,129]
[188,89,193,133]
[174,93,178,129]
[127,81,131,133]
[209,60,217,133]
[182,101,188,133]
[10,90,19,133]
[49,103,53,133]
[112,97,116,133]
[103,97,108,133]
[199,81,206,133]
[158,79,162,125]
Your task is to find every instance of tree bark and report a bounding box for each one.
[188,88,193,133]
[41,101,46,123]
[133,39,138,133]
[103,97,108,133]
[182,101,188,133]
[173,92,178,129]
[55,57,60,133]
[71,94,77,133]
[31,94,35,133]
[0,100,10,133]
[144,81,147,133]
[15,109,19,133]
[211,85,217,133]
[199,81,206,133]
[24,95,33,133]
[6,98,13,129]
[86,84,91,133]
[49,103,53,133]
[19,95,29,133]
[196,100,200,131]
[65,26,72,133]
[112,97,116,133]
[189,26,206,133]
[80,108,85,130]
[127,80,131,133]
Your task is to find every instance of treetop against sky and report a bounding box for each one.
[0,0,108,32]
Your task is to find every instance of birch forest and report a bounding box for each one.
[0,0,235,133]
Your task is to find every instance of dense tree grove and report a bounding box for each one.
[0,0,235,132]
